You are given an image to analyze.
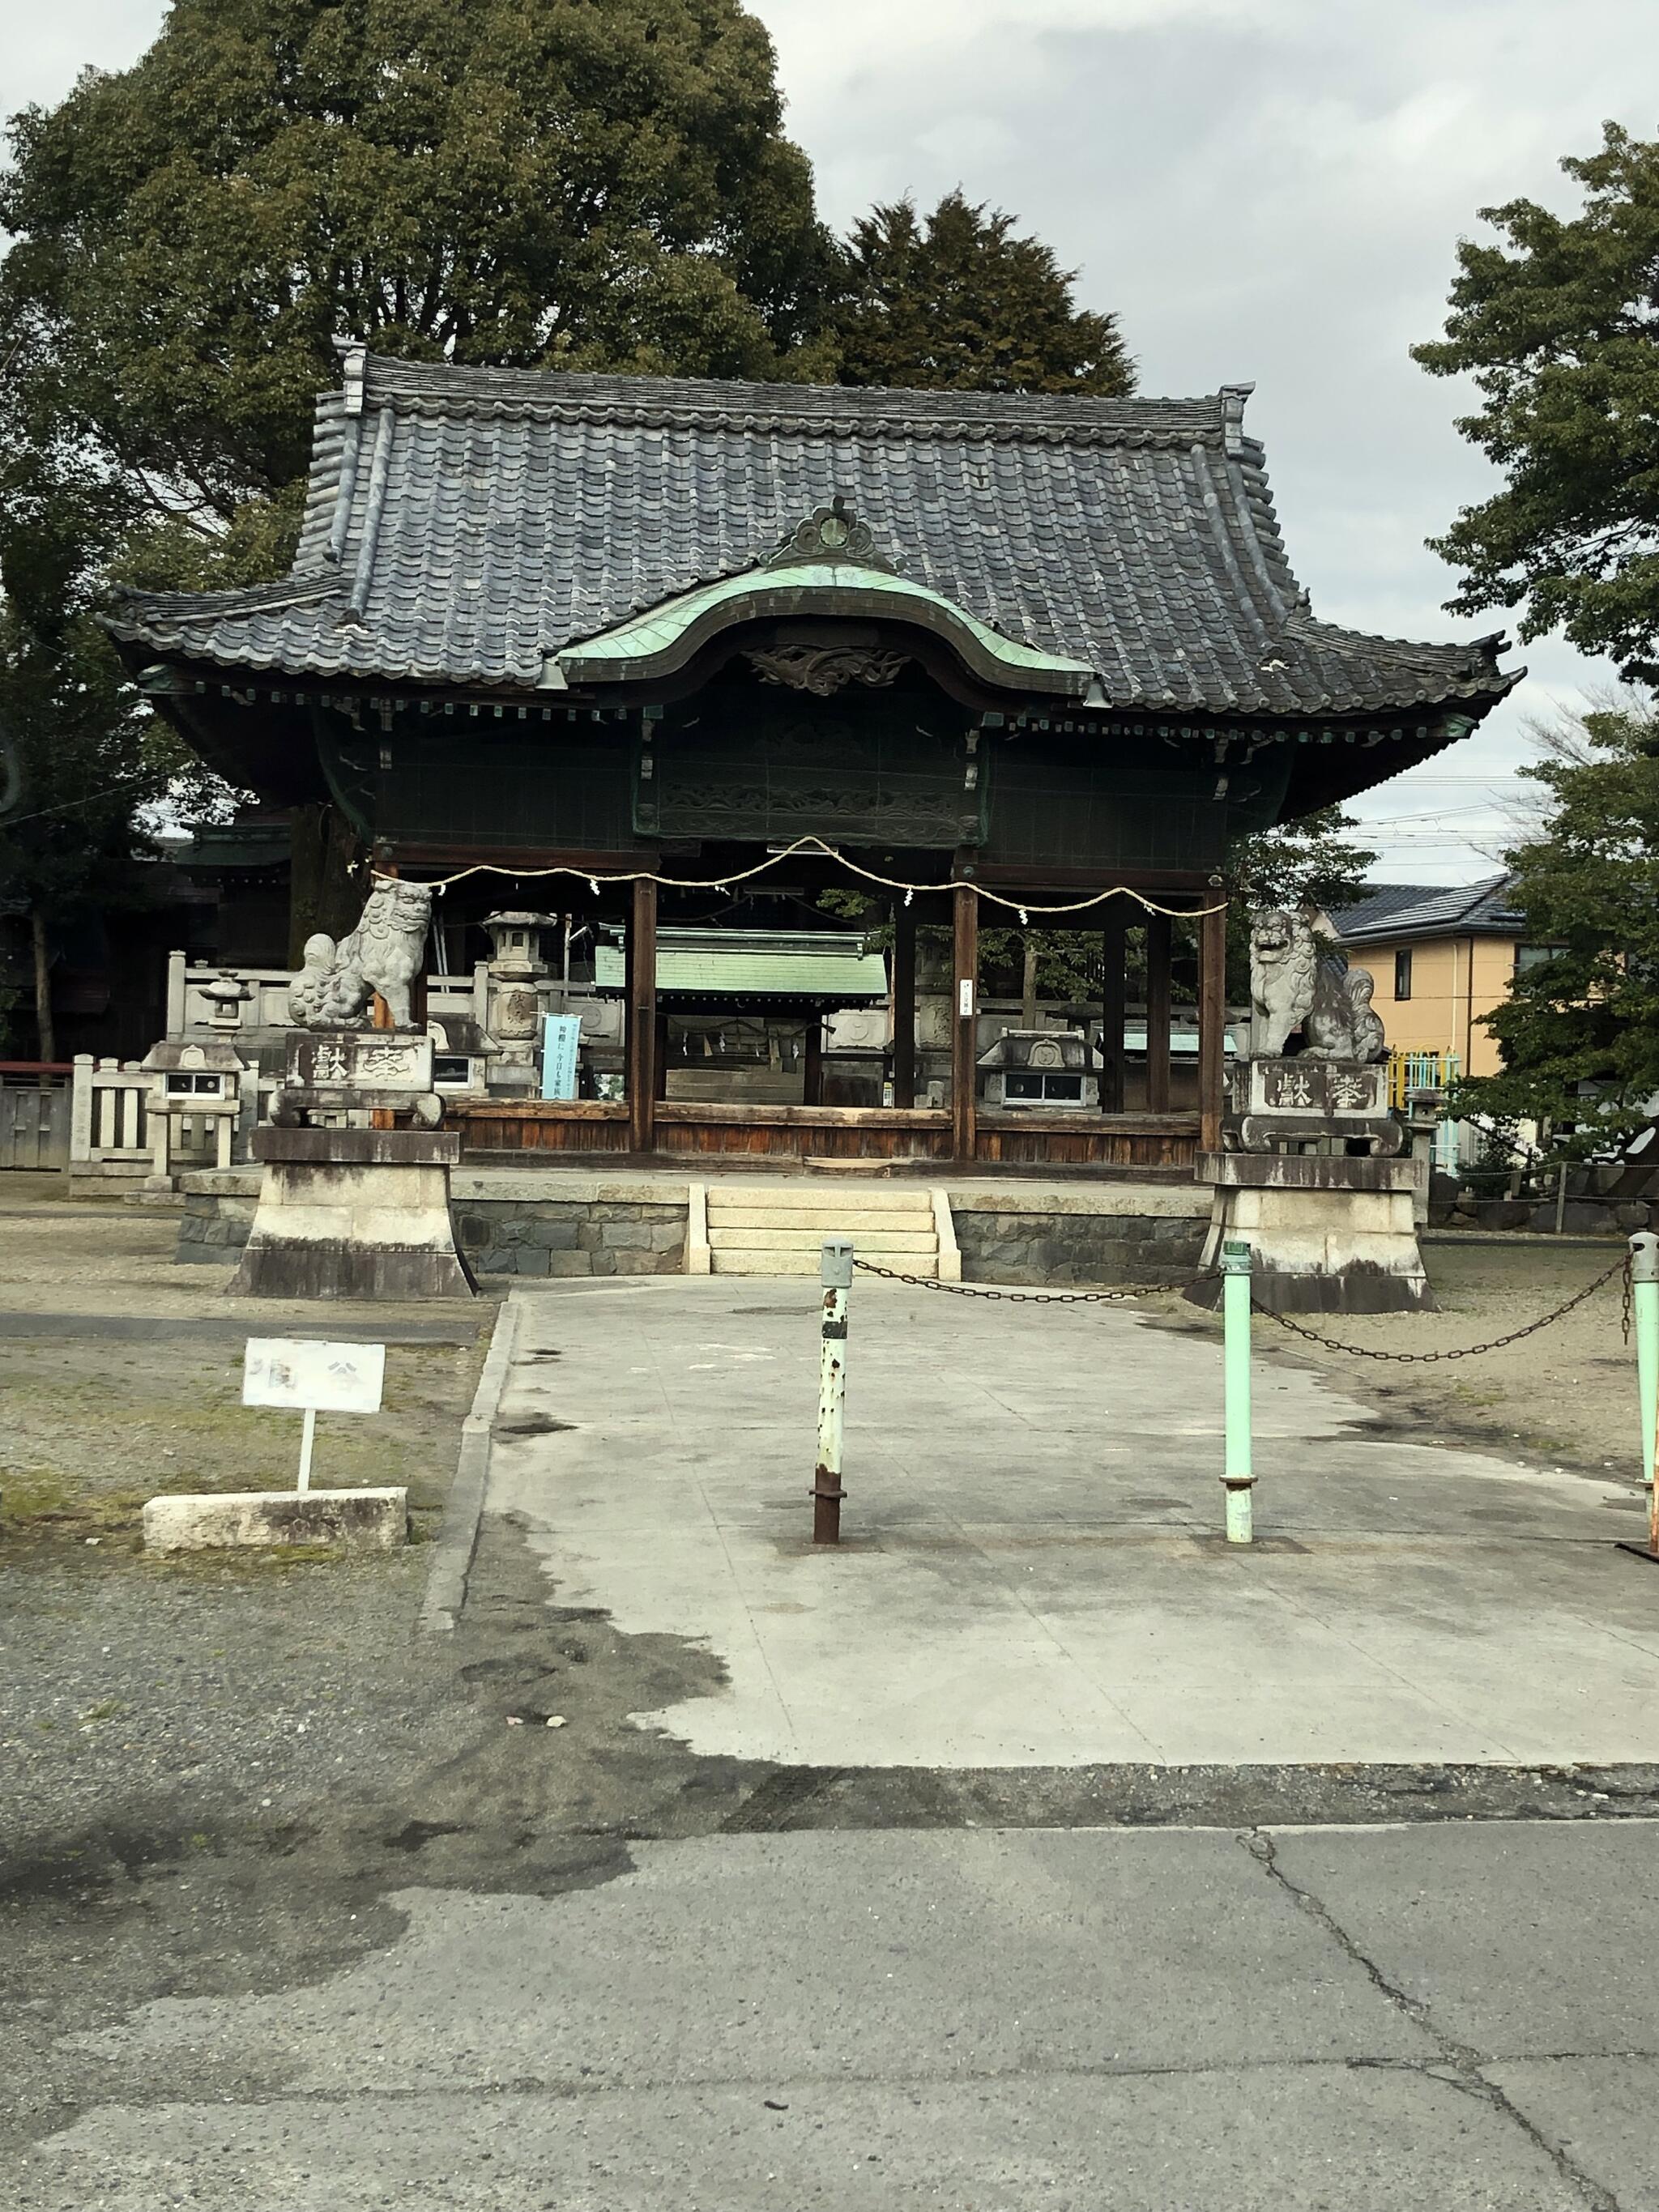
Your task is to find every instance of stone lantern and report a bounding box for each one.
[481,911,560,1093]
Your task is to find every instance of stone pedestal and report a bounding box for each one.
[228,1128,476,1300]
[1187,1153,1435,1313]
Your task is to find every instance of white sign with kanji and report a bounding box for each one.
[243,1338,385,1415]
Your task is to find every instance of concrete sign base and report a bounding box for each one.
[1188,1152,1435,1313]
[143,1487,408,1552]
[228,1128,476,1301]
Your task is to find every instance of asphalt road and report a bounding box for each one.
[17,1818,1659,2210]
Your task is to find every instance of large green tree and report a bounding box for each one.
[0,0,834,586]
[1414,123,1659,676]
[1452,696,1659,1144]
[830,190,1134,396]
[0,0,833,1028]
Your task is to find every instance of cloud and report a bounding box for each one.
[757,0,1652,875]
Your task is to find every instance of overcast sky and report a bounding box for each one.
[10,1,1657,884]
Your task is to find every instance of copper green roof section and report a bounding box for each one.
[549,565,1097,698]
[592,928,889,1002]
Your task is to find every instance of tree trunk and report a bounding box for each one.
[31,910,55,1064]
[288,803,362,968]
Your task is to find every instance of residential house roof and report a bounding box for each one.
[1325,876,1527,944]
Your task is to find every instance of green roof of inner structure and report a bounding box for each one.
[592,928,889,1003]
[550,563,1097,697]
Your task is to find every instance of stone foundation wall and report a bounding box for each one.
[948,1196,1208,1289]
[177,1180,258,1260]
[178,1167,1206,1285]
[452,1200,685,1277]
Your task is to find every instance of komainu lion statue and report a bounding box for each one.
[1247,908,1319,1057]
[1309,965,1387,1064]
[287,878,433,1029]
[1247,906,1387,1063]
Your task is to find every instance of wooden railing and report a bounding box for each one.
[445,1097,1201,1173]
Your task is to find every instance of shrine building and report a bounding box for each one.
[107,348,1517,1175]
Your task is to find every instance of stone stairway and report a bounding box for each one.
[691,1182,959,1279]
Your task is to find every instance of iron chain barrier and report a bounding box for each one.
[836,1238,1657,1555]
[1254,1251,1630,1365]
[850,1259,1197,1304]
[852,1251,1632,1358]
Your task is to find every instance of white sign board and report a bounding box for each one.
[540,1013,582,1101]
[243,1339,386,1415]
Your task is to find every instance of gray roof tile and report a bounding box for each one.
[105,356,1519,718]
[1328,875,1525,940]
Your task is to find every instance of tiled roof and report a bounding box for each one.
[1327,875,1525,942]
[104,352,1519,719]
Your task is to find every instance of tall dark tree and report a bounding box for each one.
[1414,123,1659,676]
[830,190,1134,396]
[0,0,835,590]
[0,0,834,1025]
[0,503,218,1057]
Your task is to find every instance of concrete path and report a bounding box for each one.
[26,1822,1659,2209]
[488,1277,1659,1767]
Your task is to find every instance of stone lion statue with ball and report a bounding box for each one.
[1247,906,1385,1063]
[287,877,433,1029]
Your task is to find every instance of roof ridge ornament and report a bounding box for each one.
[762,496,896,574]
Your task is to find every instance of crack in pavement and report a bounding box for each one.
[1242,1826,1623,2212]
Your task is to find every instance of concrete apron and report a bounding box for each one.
[485,1277,1659,1770]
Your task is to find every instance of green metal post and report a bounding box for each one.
[1220,1239,1254,1544]
[1631,1233,1659,1493]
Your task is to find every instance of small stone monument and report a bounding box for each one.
[228,880,474,1301]
[976,1029,1098,1110]
[1188,908,1433,1313]
[481,911,561,1095]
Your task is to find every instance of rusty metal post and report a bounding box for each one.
[813,1235,853,1544]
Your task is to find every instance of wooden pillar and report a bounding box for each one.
[1098,904,1128,1113]
[654,1008,670,1102]
[628,875,658,1153]
[1198,895,1227,1155]
[951,881,978,1161]
[1145,909,1172,1114]
[890,899,916,1110]
[803,1014,824,1106]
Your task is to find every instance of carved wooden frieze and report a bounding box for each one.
[744,645,911,696]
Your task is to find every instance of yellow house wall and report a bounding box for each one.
[1346,935,1516,1078]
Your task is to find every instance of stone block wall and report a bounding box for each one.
[452,1200,686,1277]
[177,1183,258,1260]
[952,1208,1207,1289]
